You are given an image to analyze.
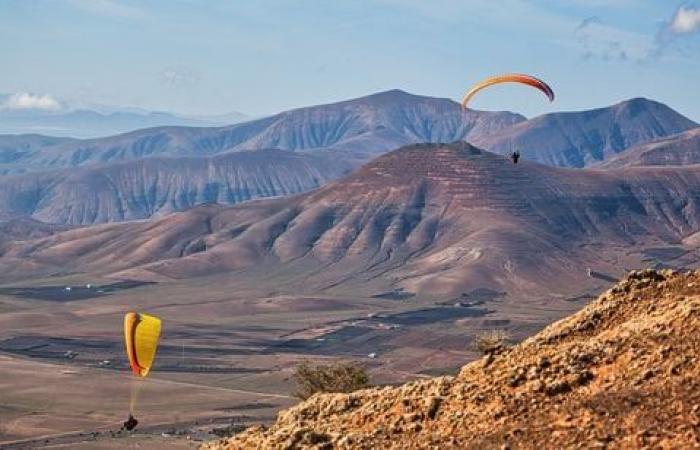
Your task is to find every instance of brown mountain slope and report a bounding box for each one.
[3,142,700,298]
[473,98,698,168]
[0,148,353,225]
[203,269,700,449]
[599,127,700,169]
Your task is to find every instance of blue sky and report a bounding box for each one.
[1,0,699,120]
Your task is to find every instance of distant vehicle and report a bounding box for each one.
[368,353,377,359]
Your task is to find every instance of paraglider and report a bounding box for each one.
[122,312,162,431]
[461,74,554,166]
[461,73,554,109]
[124,312,161,377]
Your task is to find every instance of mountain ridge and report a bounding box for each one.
[4,142,700,300]
[472,97,698,167]
[0,92,696,226]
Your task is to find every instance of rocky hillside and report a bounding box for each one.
[599,127,700,168]
[4,143,700,298]
[204,269,700,449]
[473,98,698,168]
[0,149,353,224]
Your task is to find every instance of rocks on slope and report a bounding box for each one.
[203,269,700,449]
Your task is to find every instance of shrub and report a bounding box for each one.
[293,361,370,400]
[473,330,509,355]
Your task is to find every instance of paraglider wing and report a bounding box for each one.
[124,312,161,377]
[461,73,554,109]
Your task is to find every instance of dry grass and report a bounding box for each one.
[293,361,371,400]
[472,329,509,354]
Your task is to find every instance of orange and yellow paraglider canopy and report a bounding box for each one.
[461,73,554,109]
[124,312,161,377]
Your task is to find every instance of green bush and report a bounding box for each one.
[293,361,370,400]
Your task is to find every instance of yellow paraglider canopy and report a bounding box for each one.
[124,312,161,377]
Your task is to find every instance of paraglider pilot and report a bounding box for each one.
[122,414,138,431]
[510,151,520,164]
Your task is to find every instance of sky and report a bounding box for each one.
[1,0,699,120]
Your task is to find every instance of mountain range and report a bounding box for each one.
[3,142,700,299]
[0,94,248,139]
[0,90,696,225]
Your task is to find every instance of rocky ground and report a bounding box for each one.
[203,269,700,449]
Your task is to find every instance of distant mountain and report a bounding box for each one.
[0,90,525,175]
[4,142,700,298]
[0,149,352,224]
[0,92,697,227]
[0,215,69,242]
[473,98,698,167]
[598,127,700,168]
[0,95,248,139]
[0,134,75,172]
[1,93,695,177]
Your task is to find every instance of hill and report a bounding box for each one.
[3,142,700,299]
[599,127,700,168]
[0,149,353,224]
[473,98,698,168]
[204,268,700,449]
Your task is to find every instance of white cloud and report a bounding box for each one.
[1,93,63,111]
[669,6,700,34]
[651,5,700,60]
[159,66,201,88]
[575,16,650,62]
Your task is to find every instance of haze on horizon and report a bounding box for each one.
[1,1,699,122]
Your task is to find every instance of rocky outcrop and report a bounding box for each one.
[203,269,700,449]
